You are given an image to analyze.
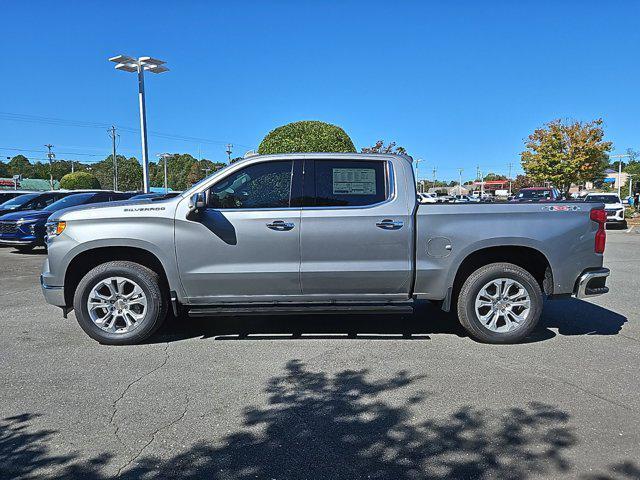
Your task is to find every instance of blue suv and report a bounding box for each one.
[0,191,134,252]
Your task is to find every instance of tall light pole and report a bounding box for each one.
[609,154,630,198]
[507,162,514,196]
[457,168,463,195]
[108,55,169,193]
[158,153,171,193]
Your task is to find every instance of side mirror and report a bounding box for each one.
[188,192,206,214]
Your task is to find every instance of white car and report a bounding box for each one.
[584,193,626,227]
[417,193,438,203]
[453,195,473,203]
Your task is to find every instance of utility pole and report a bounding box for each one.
[507,162,514,195]
[610,154,630,198]
[158,153,171,193]
[226,144,233,163]
[415,159,423,193]
[108,126,118,190]
[45,144,55,190]
[457,168,463,195]
[202,166,212,177]
[432,167,437,190]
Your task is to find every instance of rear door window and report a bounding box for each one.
[309,160,388,207]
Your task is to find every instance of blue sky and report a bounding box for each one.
[2,0,639,181]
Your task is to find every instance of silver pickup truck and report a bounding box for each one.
[41,153,610,345]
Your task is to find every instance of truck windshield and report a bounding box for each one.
[43,194,94,212]
[585,195,620,203]
[517,190,551,199]
[0,193,39,209]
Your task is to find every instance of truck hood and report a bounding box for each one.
[48,197,180,222]
[0,209,51,223]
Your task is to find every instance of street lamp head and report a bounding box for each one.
[144,64,169,74]
[114,63,138,72]
[138,57,166,66]
[109,54,136,64]
[109,55,168,74]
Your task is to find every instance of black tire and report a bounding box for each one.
[456,262,543,344]
[73,261,167,345]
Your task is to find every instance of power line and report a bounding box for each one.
[0,111,253,149]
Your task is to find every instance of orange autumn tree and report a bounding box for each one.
[521,119,612,196]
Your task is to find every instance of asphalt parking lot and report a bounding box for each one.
[1,229,639,480]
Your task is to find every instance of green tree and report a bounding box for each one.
[60,171,101,190]
[91,155,143,191]
[186,159,226,185]
[8,155,33,178]
[521,118,612,196]
[484,172,507,181]
[512,174,535,191]
[361,140,407,156]
[258,121,356,155]
[0,160,9,177]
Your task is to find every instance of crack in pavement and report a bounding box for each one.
[116,395,190,477]
[490,352,636,414]
[109,343,171,450]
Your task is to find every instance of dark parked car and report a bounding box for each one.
[0,190,37,204]
[0,191,134,252]
[0,191,72,217]
[128,192,182,201]
[511,187,562,202]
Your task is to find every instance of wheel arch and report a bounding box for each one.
[444,245,553,311]
[63,245,174,307]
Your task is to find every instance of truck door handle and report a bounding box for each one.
[376,219,404,230]
[266,220,295,231]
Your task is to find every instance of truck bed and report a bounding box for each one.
[413,202,604,302]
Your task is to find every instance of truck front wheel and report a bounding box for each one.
[456,262,543,343]
[73,261,167,345]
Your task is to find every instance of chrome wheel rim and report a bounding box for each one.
[87,277,147,334]
[474,278,531,333]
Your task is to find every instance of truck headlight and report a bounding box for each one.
[46,221,66,237]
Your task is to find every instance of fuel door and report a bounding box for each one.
[426,236,452,258]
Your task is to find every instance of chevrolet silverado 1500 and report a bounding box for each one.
[40,153,610,345]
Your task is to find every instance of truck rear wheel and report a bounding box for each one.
[73,261,167,345]
[456,262,543,343]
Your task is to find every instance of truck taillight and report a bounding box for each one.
[590,209,606,254]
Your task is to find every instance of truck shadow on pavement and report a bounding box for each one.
[152,299,626,344]
[3,360,638,479]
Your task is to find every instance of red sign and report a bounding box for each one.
[0,179,18,187]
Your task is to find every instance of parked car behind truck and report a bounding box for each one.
[41,153,610,345]
[583,193,626,228]
[0,191,135,251]
[0,191,71,217]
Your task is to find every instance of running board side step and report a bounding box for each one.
[188,303,414,317]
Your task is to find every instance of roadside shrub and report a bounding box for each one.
[60,171,101,190]
[258,120,356,155]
